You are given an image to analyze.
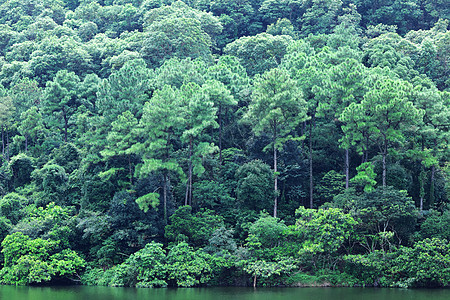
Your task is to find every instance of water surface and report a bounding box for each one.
[0,286,449,300]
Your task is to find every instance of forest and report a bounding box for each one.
[0,0,449,289]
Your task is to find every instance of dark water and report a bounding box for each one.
[0,286,449,300]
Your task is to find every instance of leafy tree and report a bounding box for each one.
[166,241,213,287]
[101,111,139,187]
[8,154,34,188]
[31,164,68,205]
[179,82,218,206]
[18,107,44,153]
[0,93,15,161]
[134,85,185,223]
[0,232,85,285]
[341,76,423,187]
[224,33,293,76]
[235,160,273,213]
[28,35,92,86]
[141,1,221,67]
[292,207,357,265]
[243,258,296,287]
[300,0,343,35]
[97,59,152,125]
[417,210,450,241]
[0,192,29,224]
[153,57,207,89]
[281,41,329,209]
[42,70,81,142]
[246,212,288,251]
[202,79,236,163]
[164,205,223,248]
[245,68,307,216]
[334,186,418,251]
[350,162,377,193]
[316,170,345,203]
[318,59,366,188]
[108,241,168,287]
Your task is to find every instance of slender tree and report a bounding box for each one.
[134,85,185,224]
[179,83,218,207]
[202,79,236,163]
[245,68,307,217]
[42,70,80,143]
[341,76,423,187]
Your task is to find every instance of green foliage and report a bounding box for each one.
[292,207,357,257]
[224,33,292,76]
[142,1,220,67]
[165,205,224,247]
[316,170,346,202]
[135,193,160,213]
[107,241,168,287]
[246,212,288,251]
[166,242,213,287]
[350,162,377,192]
[418,210,450,240]
[12,202,76,248]
[0,232,85,285]
[0,192,28,224]
[8,153,34,188]
[334,187,418,251]
[0,0,448,289]
[243,258,296,287]
[345,238,450,287]
[235,160,273,212]
[31,163,68,205]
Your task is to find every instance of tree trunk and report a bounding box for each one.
[253,274,257,288]
[163,173,168,225]
[430,165,435,208]
[6,129,9,161]
[63,110,68,143]
[1,126,4,160]
[419,168,424,213]
[185,137,193,206]
[419,140,424,212]
[309,121,313,209]
[345,148,349,189]
[363,132,369,163]
[219,104,222,164]
[273,129,278,218]
[128,154,133,186]
[382,149,386,187]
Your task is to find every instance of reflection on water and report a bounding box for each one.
[0,286,449,300]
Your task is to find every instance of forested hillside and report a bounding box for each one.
[0,0,449,288]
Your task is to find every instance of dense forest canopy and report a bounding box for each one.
[0,0,449,289]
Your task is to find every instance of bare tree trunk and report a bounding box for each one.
[382,149,386,187]
[219,104,223,164]
[6,129,9,161]
[345,148,349,189]
[430,165,435,208]
[309,121,313,209]
[253,274,257,288]
[419,165,425,214]
[185,137,193,206]
[1,126,4,160]
[163,173,168,225]
[128,154,133,186]
[273,140,278,218]
[63,110,68,143]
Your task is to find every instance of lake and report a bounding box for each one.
[0,286,450,300]
[0,286,449,300]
